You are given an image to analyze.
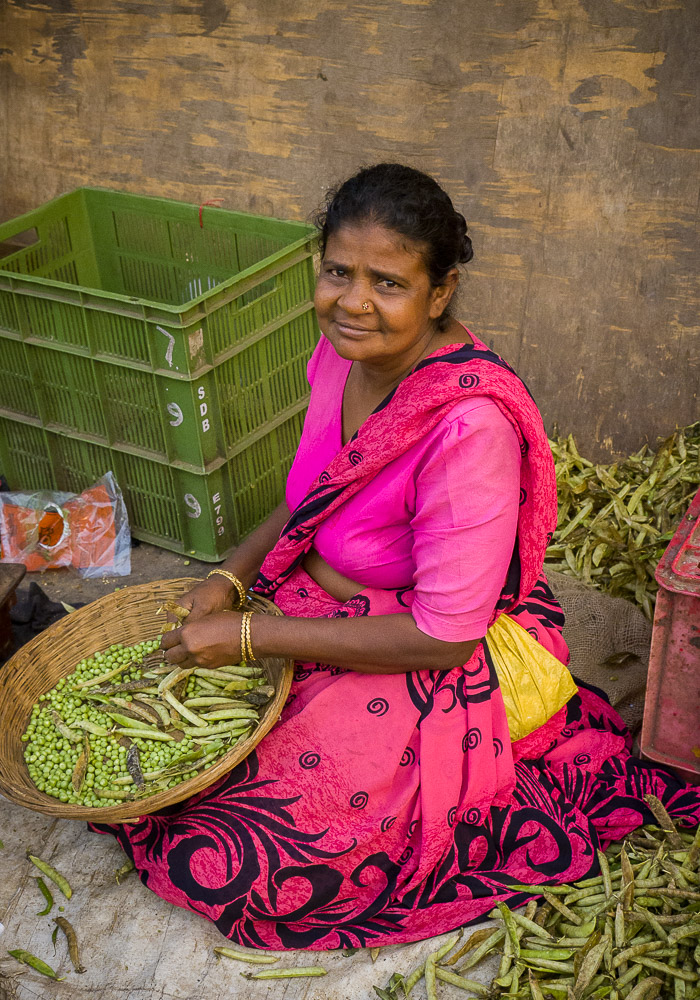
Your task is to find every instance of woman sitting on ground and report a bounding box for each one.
[91,163,700,950]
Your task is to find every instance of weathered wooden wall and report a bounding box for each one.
[1,0,698,458]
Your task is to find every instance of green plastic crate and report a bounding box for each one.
[0,188,320,558]
[0,411,306,561]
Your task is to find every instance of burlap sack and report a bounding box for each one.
[547,570,651,733]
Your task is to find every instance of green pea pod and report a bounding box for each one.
[597,849,613,898]
[668,919,700,946]
[542,889,583,925]
[573,943,612,1000]
[521,948,576,961]
[201,708,259,721]
[645,910,671,944]
[574,928,602,980]
[528,969,546,1000]
[509,910,554,940]
[183,720,253,738]
[73,660,132,688]
[101,710,140,728]
[7,949,65,980]
[531,981,573,996]
[73,719,109,736]
[222,678,250,693]
[522,957,575,974]
[457,927,505,972]
[497,902,521,959]
[444,926,494,966]
[49,710,81,744]
[401,961,425,996]
[399,933,462,999]
[27,854,72,900]
[424,951,437,1000]
[114,728,175,741]
[434,966,491,995]
[243,966,327,979]
[432,932,462,963]
[621,844,635,908]
[636,958,698,982]
[213,946,279,965]
[162,689,207,726]
[506,883,571,895]
[217,665,264,678]
[625,978,664,1000]
[614,903,626,951]
[94,788,136,800]
[615,963,644,989]
[35,876,54,915]
[612,941,664,969]
[643,795,683,850]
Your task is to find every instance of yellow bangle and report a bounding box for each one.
[240,610,255,662]
[207,569,246,608]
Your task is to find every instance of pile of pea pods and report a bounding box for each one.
[373,797,700,1000]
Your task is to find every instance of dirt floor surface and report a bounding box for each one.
[18,540,211,607]
[0,789,498,999]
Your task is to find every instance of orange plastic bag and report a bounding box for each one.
[0,472,130,577]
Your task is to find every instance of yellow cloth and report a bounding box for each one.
[485,613,578,742]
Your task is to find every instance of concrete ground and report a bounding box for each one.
[0,543,497,1000]
[0,791,498,1000]
[18,540,212,608]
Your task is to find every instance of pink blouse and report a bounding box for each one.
[285,332,522,642]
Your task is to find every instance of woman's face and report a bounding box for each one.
[314,221,456,368]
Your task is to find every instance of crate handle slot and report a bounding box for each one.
[0,227,40,261]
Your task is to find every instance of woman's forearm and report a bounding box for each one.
[253,612,479,672]
[218,500,290,588]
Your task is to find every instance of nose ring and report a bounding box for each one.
[362,301,370,311]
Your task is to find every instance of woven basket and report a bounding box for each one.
[0,578,293,823]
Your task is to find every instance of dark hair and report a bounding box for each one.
[314,163,473,330]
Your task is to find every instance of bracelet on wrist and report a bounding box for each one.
[240,611,255,662]
[207,569,247,608]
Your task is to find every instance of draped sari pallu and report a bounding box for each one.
[91,343,700,950]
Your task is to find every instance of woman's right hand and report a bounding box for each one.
[175,574,240,622]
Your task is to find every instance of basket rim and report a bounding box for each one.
[0,577,293,824]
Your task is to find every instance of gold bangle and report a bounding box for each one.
[207,569,246,608]
[246,612,255,661]
[239,611,247,662]
[240,610,255,662]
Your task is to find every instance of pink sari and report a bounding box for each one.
[91,341,700,949]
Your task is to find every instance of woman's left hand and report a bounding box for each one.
[160,612,242,669]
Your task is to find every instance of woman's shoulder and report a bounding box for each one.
[433,395,519,441]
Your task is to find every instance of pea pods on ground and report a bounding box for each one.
[371,818,700,1000]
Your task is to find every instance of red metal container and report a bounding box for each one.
[641,486,700,784]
